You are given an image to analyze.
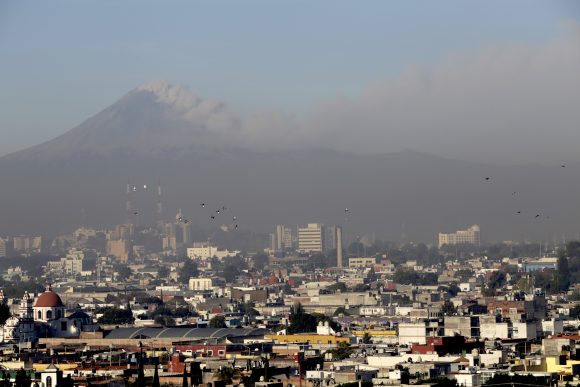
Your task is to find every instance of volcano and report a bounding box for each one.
[1,81,578,243]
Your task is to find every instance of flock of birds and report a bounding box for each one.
[127,163,571,232]
[484,164,567,221]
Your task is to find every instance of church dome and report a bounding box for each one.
[34,286,64,308]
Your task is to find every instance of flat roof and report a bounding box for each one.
[105,327,268,340]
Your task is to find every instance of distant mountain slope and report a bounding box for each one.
[1,82,579,243]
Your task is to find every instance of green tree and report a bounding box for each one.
[115,264,133,281]
[326,342,352,360]
[352,284,370,292]
[334,307,349,316]
[0,304,11,326]
[209,315,227,328]
[440,300,456,316]
[288,303,317,333]
[483,373,552,386]
[178,260,199,284]
[157,266,170,279]
[97,308,134,325]
[14,369,31,387]
[570,304,580,319]
[483,271,507,296]
[222,265,240,283]
[361,332,372,344]
[0,371,10,387]
[252,253,269,269]
[213,367,241,385]
[152,364,160,387]
[557,253,571,292]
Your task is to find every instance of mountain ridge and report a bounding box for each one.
[1,82,579,242]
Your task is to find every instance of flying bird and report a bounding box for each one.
[200,203,205,207]
[484,177,490,181]
[535,214,540,218]
[516,211,521,214]
[210,215,215,220]
[561,165,566,168]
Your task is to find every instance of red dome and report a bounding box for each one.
[34,291,64,308]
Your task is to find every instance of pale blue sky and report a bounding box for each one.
[0,0,578,155]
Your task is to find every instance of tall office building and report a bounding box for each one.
[336,226,343,268]
[438,225,481,248]
[273,225,293,251]
[0,239,11,258]
[298,223,325,253]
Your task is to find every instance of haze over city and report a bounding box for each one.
[2,3,580,387]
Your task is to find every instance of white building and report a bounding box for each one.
[438,225,480,248]
[189,278,213,291]
[298,223,324,253]
[187,244,240,260]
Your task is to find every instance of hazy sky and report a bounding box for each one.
[0,0,579,161]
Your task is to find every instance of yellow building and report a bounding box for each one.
[265,334,349,345]
[352,329,397,338]
[348,257,376,268]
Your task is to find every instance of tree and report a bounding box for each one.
[326,282,347,293]
[97,308,134,325]
[351,284,370,292]
[152,364,160,387]
[179,260,199,284]
[440,300,456,316]
[326,342,352,360]
[288,303,317,333]
[209,315,227,328]
[157,266,170,279]
[557,254,571,292]
[14,369,31,387]
[569,304,580,319]
[0,372,10,387]
[213,367,241,385]
[154,315,176,327]
[252,253,269,269]
[222,265,240,283]
[447,284,461,297]
[182,364,188,387]
[238,302,260,316]
[115,264,133,281]
[0,304,11,326]
[361,332,372,344]
[484,271,506,295]
[483,373,552,386]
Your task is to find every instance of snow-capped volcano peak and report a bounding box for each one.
[136,80,200,113]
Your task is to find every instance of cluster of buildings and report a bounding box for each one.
[1,220,579,386]
[269,223,344,255]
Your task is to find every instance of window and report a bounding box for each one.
[61,321,67,331]
[218,350,225,356]
[207,350,213,356]
[46,376,52,387]
[46,310,53,320]
[38,311,42,320]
